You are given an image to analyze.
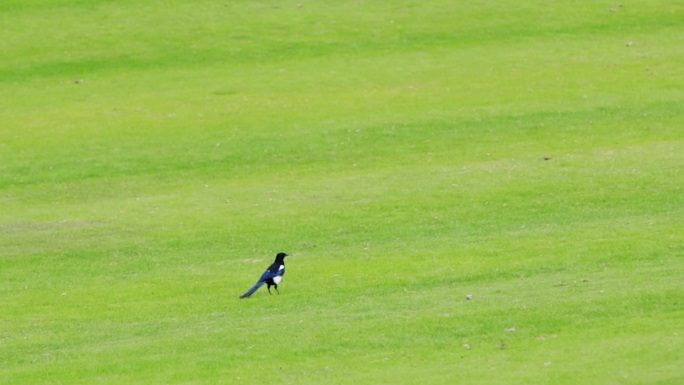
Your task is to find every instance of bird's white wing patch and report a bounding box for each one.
[278,264,284,271]
[273,276,282,284]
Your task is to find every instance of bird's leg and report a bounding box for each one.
[267,285,272,295]
[274,285,279,295]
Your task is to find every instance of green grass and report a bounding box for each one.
[1,0,683,383]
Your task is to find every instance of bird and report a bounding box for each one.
[240,252,288,298]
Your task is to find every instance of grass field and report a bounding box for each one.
[1,0,683,384]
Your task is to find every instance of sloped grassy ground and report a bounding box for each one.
[1,1,683,384]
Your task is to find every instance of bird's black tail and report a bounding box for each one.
[240,281,264,298]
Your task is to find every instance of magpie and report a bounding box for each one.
[239,252,288,298]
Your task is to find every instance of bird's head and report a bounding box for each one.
[276,252,288,259]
